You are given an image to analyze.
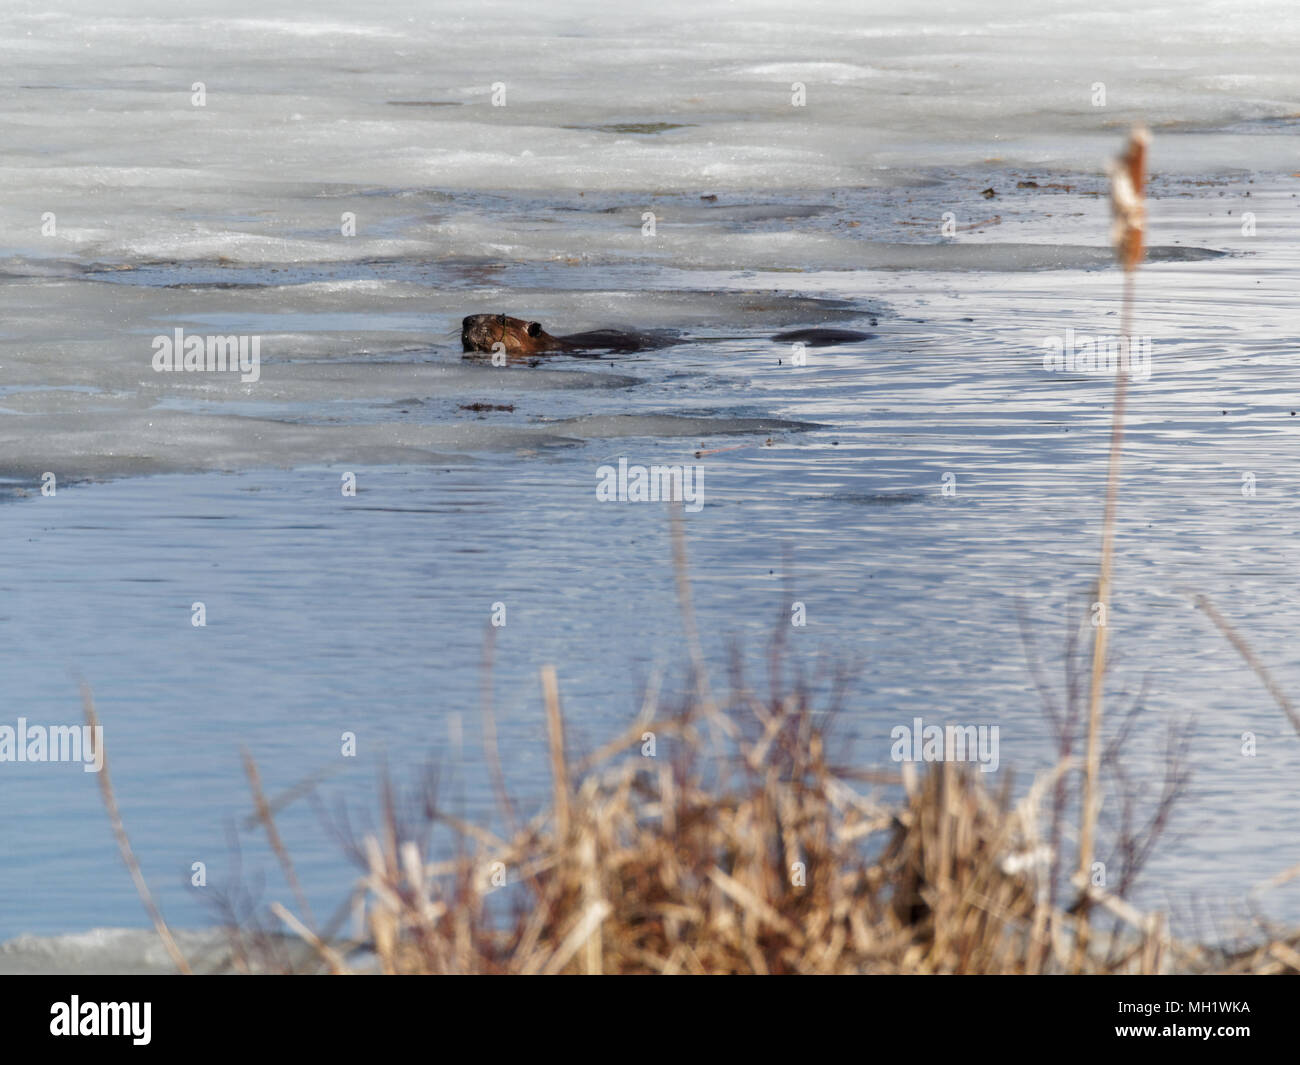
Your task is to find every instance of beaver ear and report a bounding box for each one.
[526,321,543,337]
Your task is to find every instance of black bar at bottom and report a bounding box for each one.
[0,973,1282,1053]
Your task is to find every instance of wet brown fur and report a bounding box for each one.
[461,314,573,358]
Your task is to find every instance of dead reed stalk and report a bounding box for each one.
[80,682,192,975]
[1078,125,1150,889]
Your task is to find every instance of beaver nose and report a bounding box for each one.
[461,316,475,329]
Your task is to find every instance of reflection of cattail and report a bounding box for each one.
[1079,126,1149,911]
[1109,125,1149,272]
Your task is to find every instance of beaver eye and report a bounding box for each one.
[526,322,542,337]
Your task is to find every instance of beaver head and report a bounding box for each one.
[461,314,566,357]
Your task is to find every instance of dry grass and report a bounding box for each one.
[225,670,1122,973]
[209,654,1257,975]
[92,622,1300,975]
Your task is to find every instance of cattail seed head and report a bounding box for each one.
[1109,125,1150,272]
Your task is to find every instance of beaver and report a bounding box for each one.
[461,314,676,359]
[460,313,875,361]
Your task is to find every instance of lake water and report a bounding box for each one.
[3,0,1300,969]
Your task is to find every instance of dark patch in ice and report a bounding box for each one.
[564,122,696,134]
[860,243,1228,270]
[0,257,91,279]
[1161,113,1300,135]
[1147,245,1230,261]
[550,414,823,438]
[83,257,496,289]
[163,280,265,290]
[704,204,834,221]
[771,328,875,347]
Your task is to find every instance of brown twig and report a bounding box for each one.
[242,746,317,932]
[81,683,192,974]
[541,665,570,842]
